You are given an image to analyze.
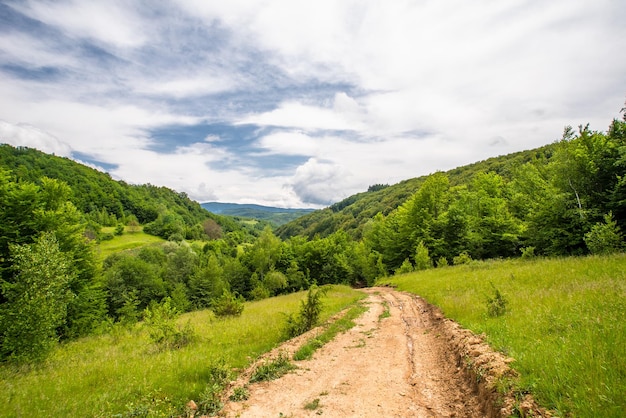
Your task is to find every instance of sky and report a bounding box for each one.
[0,1,625,208]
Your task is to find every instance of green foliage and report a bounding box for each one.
[143,298,195,350]
[414,241,433,270]
[436,256,449,267]
[486,284,509,317]
[584,212,624,254]
[195,359,232,416]
[394,258,414,275]
[520,246,536,259]
[283,285,327,339]
[249,352,296,383]
[0,233,73,362]
[229,386,250,402]
[453,251,472,265]
[212,290,245,317]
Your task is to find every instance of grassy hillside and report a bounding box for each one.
[276,145,553,240]
[0,285,365,417]
[380,254,626,417]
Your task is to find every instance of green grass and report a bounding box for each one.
[95,227,164,261]
[380,254,626,417]
[249,353,296,383]
[0,285,365,417]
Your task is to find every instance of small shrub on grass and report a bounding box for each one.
[212,290,245,317]
[250,352,296,383]
[486,283,508,317]
[283,286,327,339]
[143,298,196,350]
[453,251,472,265]
[436,256,449,268]
[394,258,414,275]
[520,246,536,259]
[414,241,433,270]
[584,212,624,255]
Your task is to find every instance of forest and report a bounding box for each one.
[0,110,625,363]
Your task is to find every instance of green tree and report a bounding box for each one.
[0,233,73,362]
[188,254,227,308]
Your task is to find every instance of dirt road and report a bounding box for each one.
[220,287,537,417]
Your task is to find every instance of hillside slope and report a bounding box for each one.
[0,145,255,239]
[276,145,553,240]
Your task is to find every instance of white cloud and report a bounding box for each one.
[9,0,148,49]
[291,158,353,205]
[0,121,72,157]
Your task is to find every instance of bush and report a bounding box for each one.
[584,212,624,255]
[520,246,536,259]
[436,256,449,268]
[212,291,245,317]
[114,224,125,236]
[283,286,327,339]
[394,258,414,275]
[414,241,433,270]
[143,298,195,350]
[486,284,508,317]
[453,251,472,265]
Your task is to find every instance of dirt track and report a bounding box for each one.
[219,287,543,418]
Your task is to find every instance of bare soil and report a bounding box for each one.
[218,287,548,418]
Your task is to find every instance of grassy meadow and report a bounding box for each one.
[380,254,626,417]
[0,285,365,417]
[95,227,165,262]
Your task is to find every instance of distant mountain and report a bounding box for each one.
[201,202,315,226]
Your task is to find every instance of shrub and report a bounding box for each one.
[394,258,414,275]
[453,251,472,265]
[436,256,449,268]
[114,224,125,236]
[143,298,195,350]
[520,246,536,259]
[283,286,327,339]
[414,241,433,270]
[486,283,508,317]
[212,291,245,317]
[584,212,624,255]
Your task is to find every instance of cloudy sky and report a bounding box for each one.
[1,1,625,208]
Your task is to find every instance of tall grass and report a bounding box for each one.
[0,285,365,417]
[381,254,626,417]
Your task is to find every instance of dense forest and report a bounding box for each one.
[0,110,625,363]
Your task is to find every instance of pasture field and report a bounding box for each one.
[380,254,626,417]
[94,227,164,261]
[0,285,365,417]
